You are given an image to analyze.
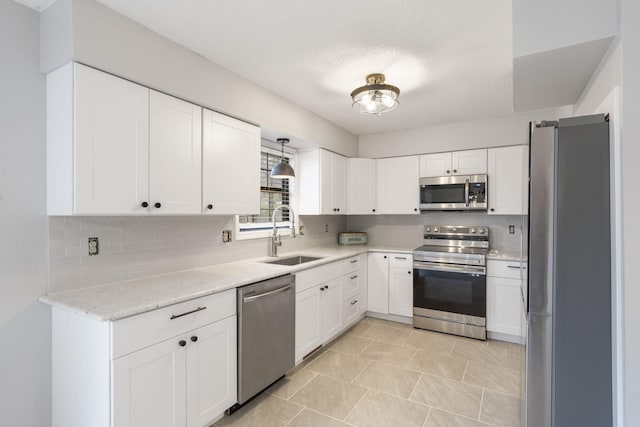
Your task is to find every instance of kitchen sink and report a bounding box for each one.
[262,255,324,266]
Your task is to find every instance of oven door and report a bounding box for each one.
[413,261,486,322]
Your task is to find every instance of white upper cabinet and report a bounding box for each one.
[376,156,420,214]
[419,149,487,177]
[202,109,260,215]
[49,63,151,215]
[297,148,347,215]
[487,145,528,215]
[149,91,202,215]
[346,158,376,214]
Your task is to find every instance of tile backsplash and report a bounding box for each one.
[346,212,525,253]
[48,215,346,293]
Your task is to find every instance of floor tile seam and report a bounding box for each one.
[402,347,419,369]
[349,359,373,384]
[461,377,521,398]
[282,405,306,427]
[466,357,522,374]
[421,406,432,427]
[430,407,497,426]
[305,407,359,427]
[342,387,371,423]
[407,372,424,402]
[461,359,470,383]
[409,397,482,422]
[356,354,419,370]
[478,387,486,420]
[281,370,319,401]
[407,364,472,383]
[351,378,428,404]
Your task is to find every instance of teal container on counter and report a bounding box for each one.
[338,232,368,245]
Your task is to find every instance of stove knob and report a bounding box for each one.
[425,227,431,232]
[433,226,439,232]
[470,228,476,233]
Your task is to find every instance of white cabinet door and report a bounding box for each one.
[347,158,376,214]
[367,253,389,314]
[487,277,522,336]
[321,277,344,342]
[186,316,237,427]
[295,286,322,361]
[113,337,186,427]
[319,149,334,215]
[149,90,202,214]
[74,64,150,214]
[419,152,452,177]
[388,257,414,317]
[451,149,487,175]
[202,109,260,215]
[332,153,347,214]
[487,145,528,215]
[376,156,420,214]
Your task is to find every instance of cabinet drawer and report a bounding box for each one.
[296,255,364,293]
[389,253,412,268]
[343,294,362,327]
[343,272,361,301]
[112,290,236,359]
[487,260,528,280]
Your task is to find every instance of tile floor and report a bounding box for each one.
[214,317,524,427]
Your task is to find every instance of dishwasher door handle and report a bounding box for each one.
[242,284,293,303]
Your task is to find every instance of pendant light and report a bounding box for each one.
[351,73,400,115]
[270,138,295,179]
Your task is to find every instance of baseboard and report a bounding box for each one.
[487,330,525,344]
[365,311,413,325]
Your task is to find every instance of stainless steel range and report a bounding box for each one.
[412,225,489,340]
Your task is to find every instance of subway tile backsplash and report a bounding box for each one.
[48,215,346,293]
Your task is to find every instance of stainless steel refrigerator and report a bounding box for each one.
[526,114,612,427]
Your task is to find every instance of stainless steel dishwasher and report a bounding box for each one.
[235,274,295,408]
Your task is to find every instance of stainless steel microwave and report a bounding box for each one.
[419,174,487,211]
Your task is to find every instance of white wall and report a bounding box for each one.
[620,0,640,424]
[40,0,358,157]
[574,37,623,116]
[358,106,573,158]
[0,1,50,426]
[513,0,617,57]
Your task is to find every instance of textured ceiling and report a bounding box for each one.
[97,0,513,136]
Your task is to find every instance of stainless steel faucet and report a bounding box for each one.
[270,205,296,257]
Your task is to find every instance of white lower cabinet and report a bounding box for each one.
[486,260,528,339]
[52,290,237,427]
[388,255,414,317]
[295,254,366,362]
[367,252,413,317]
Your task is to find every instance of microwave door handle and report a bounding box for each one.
[465,178,470,207]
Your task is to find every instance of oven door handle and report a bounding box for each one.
[413,261,486,275]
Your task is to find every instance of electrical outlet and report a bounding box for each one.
[509,225,515,234]
[299,225,305,235]
[88,237,99,256]
[222,230,232,243]
[325,224,329,233]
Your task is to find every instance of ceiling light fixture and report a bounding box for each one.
[351,73,400,115]
[270,138,295,179]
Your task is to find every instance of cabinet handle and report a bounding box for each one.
[141,201,149,208]
[372,208,376,212]
[408,271,412,274]
[395,256,407,260]
[446,170,450,174]
[384,255,387,259]
[453,169,458,173]
[507,265,526,269]
[154,202,162,209]
[207,204,213,210]
[337,208,340,212]
[178,340,187,347]
[170,306,207,320]
[350,275,358,280]
[190,336,198,342]
[325,285,329,289]
[351,300,358,305]
[490,208,495,212]
[414,208,418,212]
[350,259,358,264]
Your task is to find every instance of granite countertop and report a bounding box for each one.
[39,244,414,322]
[487,249,527,262]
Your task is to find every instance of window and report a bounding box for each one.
[236,146,294,239]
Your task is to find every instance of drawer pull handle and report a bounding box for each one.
[395,256,407,260]
[351,275,358,280]
[190,336,198,342]
[350,260,358,264]
[170,306,207,320]
[351,300,358,305]
[507,265,526,269]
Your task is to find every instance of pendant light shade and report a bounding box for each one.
[270,138,295,179]
[351,73,400,115]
